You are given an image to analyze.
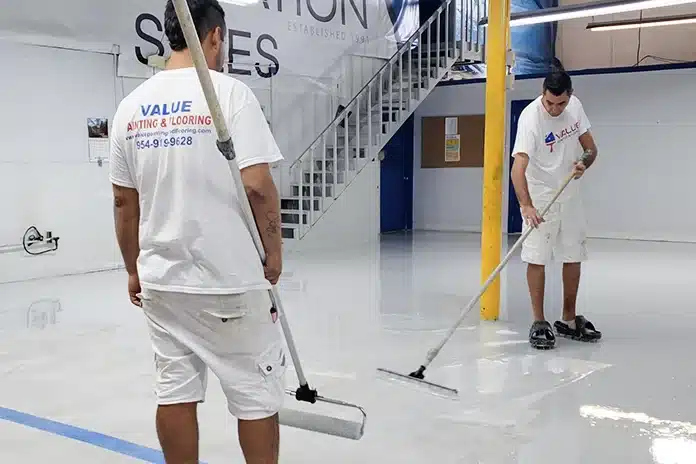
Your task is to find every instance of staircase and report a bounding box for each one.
[280,0,487,241]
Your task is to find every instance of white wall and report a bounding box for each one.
[0,33,380,285]
[0,0,403,183]
[556,3,696,70]
[411,0,492,232]
[414,66,696,242]
[0,39,124,283]
[288,158,381,252]
[413,83,488,233]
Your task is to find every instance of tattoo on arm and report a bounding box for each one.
[242,165,283,260]
[583,149,597,167]
[264,211,280,236]
[579,133,597,168]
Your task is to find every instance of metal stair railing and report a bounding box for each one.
[281,0,486,240]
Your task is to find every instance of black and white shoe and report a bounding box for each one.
[529,320,556,350]
[554,315,602,342]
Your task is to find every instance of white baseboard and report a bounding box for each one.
[585,233,696,244]
[414,225,482,233]
[0,263,124,285]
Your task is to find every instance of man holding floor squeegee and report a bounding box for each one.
[375,60,606,394]
[510,59,602,350]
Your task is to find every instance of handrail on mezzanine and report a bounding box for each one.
[288,0,461,170]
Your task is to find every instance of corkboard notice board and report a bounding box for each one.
[421,114,485,168]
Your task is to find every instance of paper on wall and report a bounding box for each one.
[445,134,460,162]
[445,117,458,135]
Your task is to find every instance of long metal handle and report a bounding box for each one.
[422,165,583,368]
[171,0,310,388]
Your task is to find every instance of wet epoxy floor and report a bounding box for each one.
[1,231,696,463]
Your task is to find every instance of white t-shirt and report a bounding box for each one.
[512,94,591,204]
[109,67,283,294]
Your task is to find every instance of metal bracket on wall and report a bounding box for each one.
[506,49,516,68]
[506,73,516,90]
[506,49,516,90]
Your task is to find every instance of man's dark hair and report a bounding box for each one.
[165,0,226,52]
[543,58,572,97]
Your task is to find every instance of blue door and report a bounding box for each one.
[508,99,535,234]
[380,115,414,233]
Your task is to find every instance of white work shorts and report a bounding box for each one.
[139,288,287,421]
[521,198,588,265]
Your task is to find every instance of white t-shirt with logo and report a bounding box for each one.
[109,68,283,294]
[512,94,591,204]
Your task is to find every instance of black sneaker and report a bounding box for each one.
[554,315,602,342]
[529,320,556,350]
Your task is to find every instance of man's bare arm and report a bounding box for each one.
[241,163,282,269]
[112,184,140,276]
[578,131,598,168]
[511,153,533,207]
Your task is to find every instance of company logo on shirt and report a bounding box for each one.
[544,132,556,152]
[544,121,581,153]
[124,100,215,147]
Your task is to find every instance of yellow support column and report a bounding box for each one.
[480,0,511,320]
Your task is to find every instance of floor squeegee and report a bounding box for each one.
[171,0,367,441]
[377,152,590,398]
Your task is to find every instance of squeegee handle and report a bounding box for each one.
[171,0,310,389]
[422,155,588,368]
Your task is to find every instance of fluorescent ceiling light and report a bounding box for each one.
[587,12,696,30]
[478,0,696,27]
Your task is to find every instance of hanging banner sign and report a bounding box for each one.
[0,0,418,161]
[0,0,418,80]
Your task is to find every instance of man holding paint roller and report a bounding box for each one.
[110,0,286,462]
[511,59,602,350]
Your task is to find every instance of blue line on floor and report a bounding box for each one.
[0,406,202,463]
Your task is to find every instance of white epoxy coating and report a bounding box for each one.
[1,231,696,463]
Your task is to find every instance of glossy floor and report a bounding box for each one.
[1,231,695,463]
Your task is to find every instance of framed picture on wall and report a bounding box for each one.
[87,118,109,165]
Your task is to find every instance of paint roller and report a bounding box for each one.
[170,0,367,441]
[377,152,592,397]
[279,396,367,440]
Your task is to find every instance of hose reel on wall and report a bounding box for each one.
[0,226,60,256]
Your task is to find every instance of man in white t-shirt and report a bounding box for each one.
[510,60,602,350]
[109,1,285,462]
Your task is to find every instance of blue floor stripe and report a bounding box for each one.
[0,406,179,463]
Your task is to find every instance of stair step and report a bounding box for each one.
[382,110,405,123]
[311,158,357,172]
[409,55,450,66]
[282,225,299,240]
[392,81,426,92]
[381,93,413,103]
[379,103,408,111]
[303,171,346,185]
[280,197,322,212]
[281,209,309,225]
[382,96,410,104]
[291,184,334,197]
[409,45,455,59]
[319,146,368,159]
[334,126,358,135]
